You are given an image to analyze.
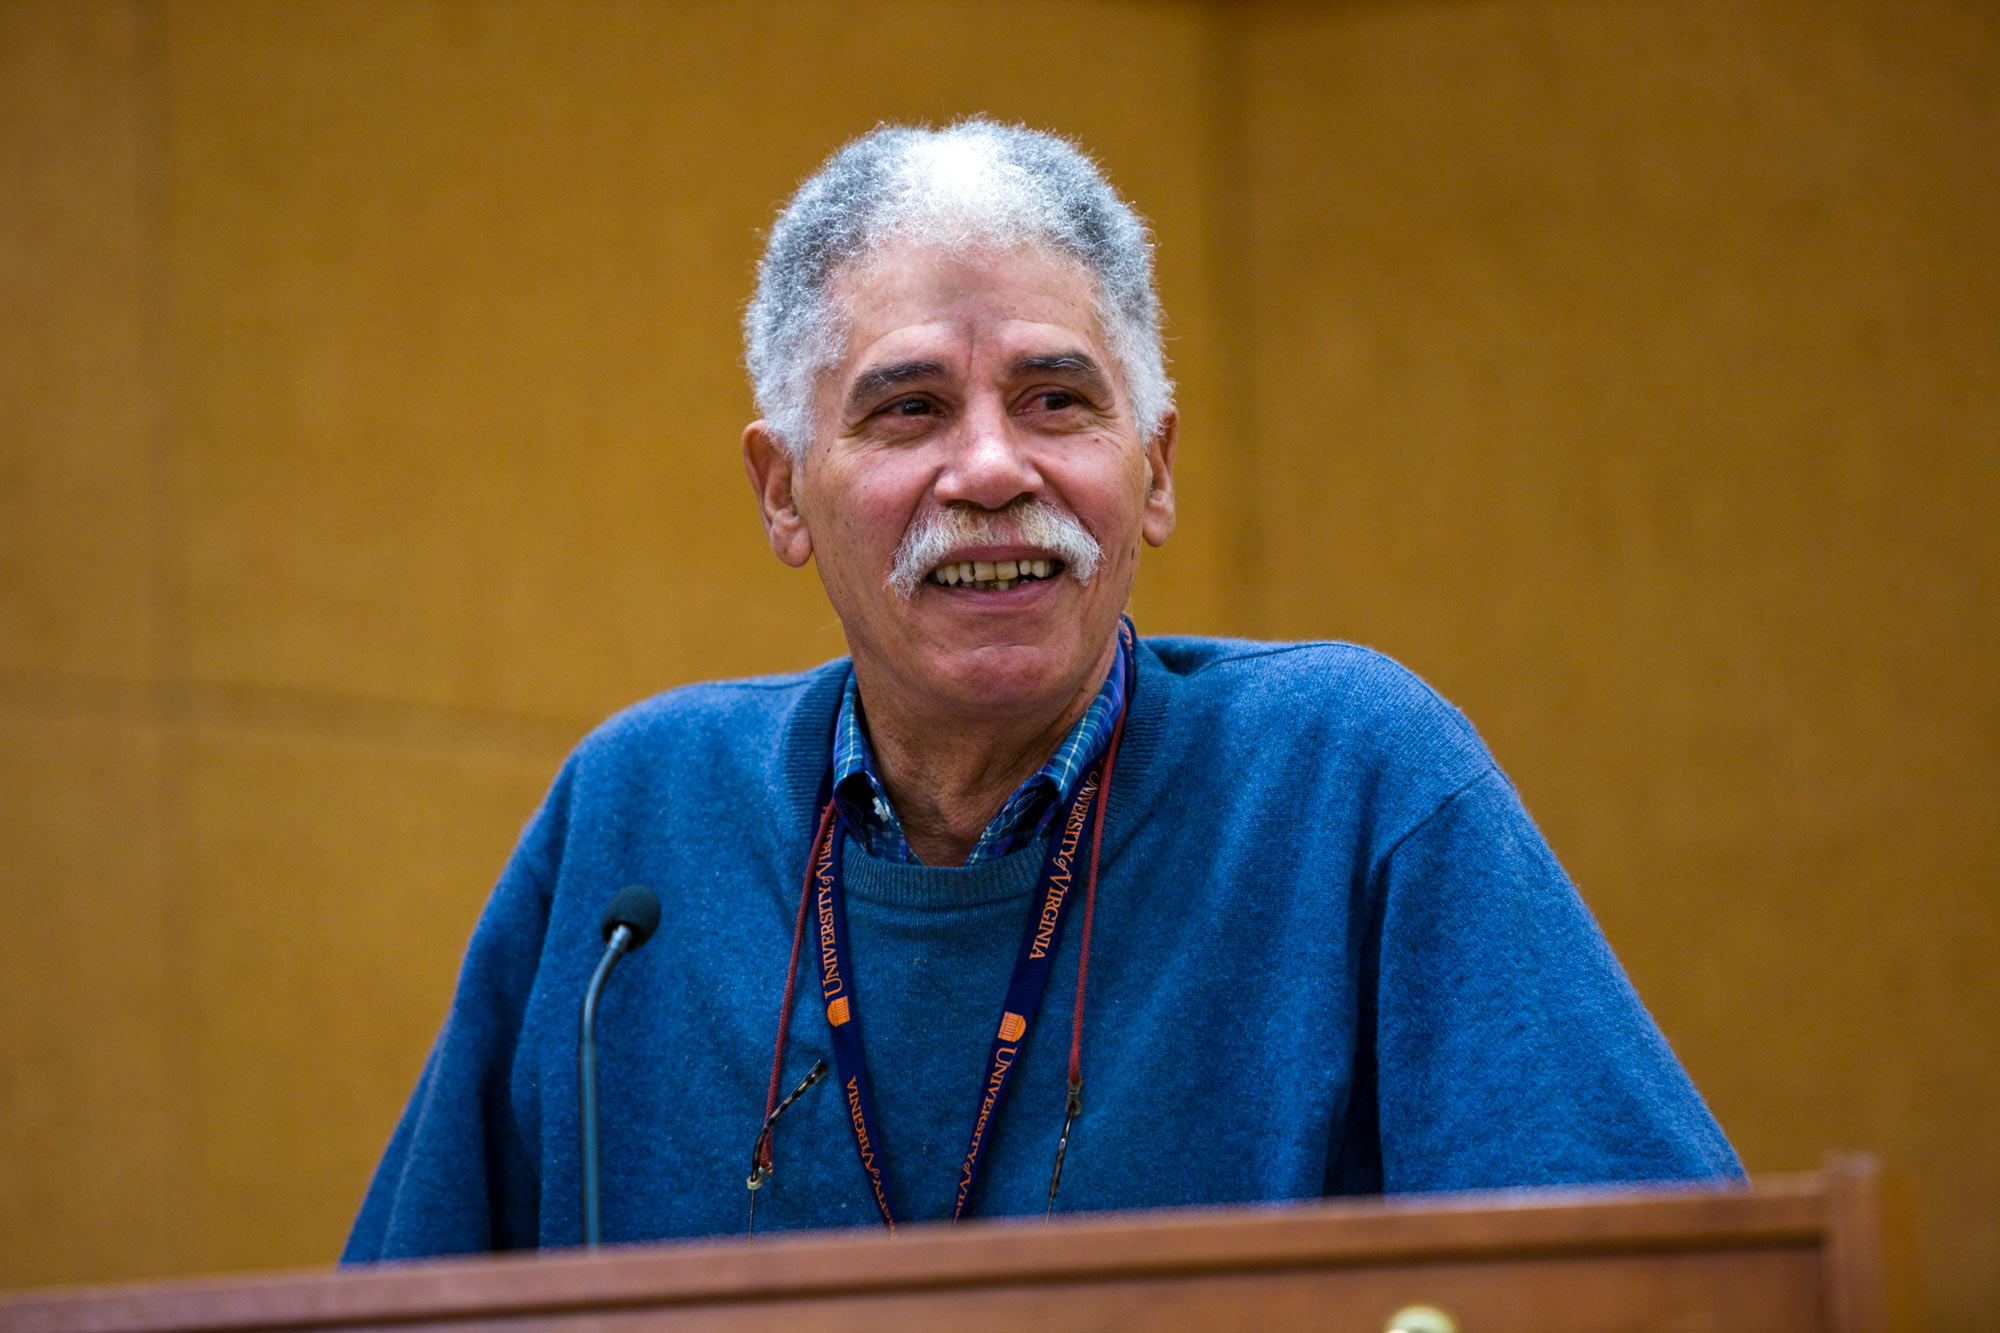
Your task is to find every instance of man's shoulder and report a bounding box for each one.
[1138,635,1496,798]
[1144,635,1474,730]
[1146,634,1416,681]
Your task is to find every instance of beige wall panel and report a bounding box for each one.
[1239,1,1998,1320]
[12,0,1989,1313]
[170,720,571,1273]
[0,706,184,1285]
[165,0,1224,731]
[0,1,161,682]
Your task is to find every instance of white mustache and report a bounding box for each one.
[887,500,1103,599]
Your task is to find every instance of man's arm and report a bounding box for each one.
[1362,767,1741,1191]
[342,779,565,1260]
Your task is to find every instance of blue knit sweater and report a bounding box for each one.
[344,637,1740,1258]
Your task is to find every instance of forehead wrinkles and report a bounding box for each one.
[835,245,1100,343]
[842,317,1113,395]
[815,246,1122,438]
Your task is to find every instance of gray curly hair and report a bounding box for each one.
[743,119,1173,459]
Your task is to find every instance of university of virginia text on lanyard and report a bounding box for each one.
[754,623,1133,1230]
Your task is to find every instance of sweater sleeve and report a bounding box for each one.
[1365,768,1742,1192]
[340,778,565,1260]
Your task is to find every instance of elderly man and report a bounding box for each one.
[345,121,1737,1258]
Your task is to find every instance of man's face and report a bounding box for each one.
[746,242,1175,730]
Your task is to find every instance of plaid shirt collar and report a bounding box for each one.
[832,620,1133,866]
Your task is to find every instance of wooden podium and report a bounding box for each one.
[0,1159,1891,1333]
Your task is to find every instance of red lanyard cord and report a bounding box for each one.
[1043,703,1126,1216]
[1068,702,1126,1089]
[756,797,836,1177]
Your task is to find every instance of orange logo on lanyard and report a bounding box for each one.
[998,1011,1027,1042]
[827,996,852,1026]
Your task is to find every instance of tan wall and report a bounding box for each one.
[2,0,1993,1320]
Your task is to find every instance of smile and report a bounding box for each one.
[927,558,1062,592]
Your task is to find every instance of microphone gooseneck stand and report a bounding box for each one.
[579,883,661,1249]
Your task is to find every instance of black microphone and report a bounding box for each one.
[579,884,660,1249]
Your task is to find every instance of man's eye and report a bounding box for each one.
[890,398,933,417]
[1034,391,1079,411]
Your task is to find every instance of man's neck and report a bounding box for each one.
[856,643,1118,868]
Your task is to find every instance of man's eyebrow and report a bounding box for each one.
[1013,352,1115,397]
[845,360,947,413]
[1014,352,1107,380]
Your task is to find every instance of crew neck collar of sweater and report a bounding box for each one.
[776,637,1172,893]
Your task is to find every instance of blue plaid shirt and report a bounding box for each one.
[832,621,1133,865]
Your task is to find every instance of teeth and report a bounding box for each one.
[926,558,1064,590]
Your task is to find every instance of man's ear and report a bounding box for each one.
[1141,409,1177,548]
[742,421,814,568]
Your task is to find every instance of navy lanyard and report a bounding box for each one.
[757,631,1132,1227]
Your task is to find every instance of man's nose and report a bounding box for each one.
[934,399,1042,510]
